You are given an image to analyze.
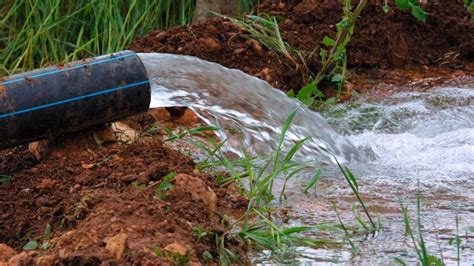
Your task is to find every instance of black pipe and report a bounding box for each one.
[0,50,150,150]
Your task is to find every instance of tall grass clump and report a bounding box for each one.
[0,0,196,76]
[225,14,300,68]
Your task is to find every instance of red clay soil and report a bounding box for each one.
[129,0,473,93]
[0,110,248,264]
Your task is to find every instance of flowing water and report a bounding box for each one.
[140,53,361,164]
[280,79,474,265]
[139,53,474,265]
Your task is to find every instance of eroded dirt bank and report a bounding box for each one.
[0,110,248,264]
[130,0,473,93]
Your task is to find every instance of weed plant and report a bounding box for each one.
[297,0,427,104]
[397,182,444,265]
[465,0,474,22]
[179,110,376,263]
[296,0,369,106]
[223,0,427,105]
[394,0,427,22]
[225,14,300,68]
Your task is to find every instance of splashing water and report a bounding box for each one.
[139,53,474,264]
[138,53,361,164]
[277,80,474,264]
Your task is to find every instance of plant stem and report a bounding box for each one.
[313,0,368,88]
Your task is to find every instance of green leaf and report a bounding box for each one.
[331,74,344,83]
[281,226,312,235]
[159,182,174,191]
[202,251,213,260]
[131,181,146,189]
[382,4,391,13]
[343,166,359,191]
[41,242,51,250]
[395,0,410,10]
[162,172,176,183]
[286,89,295,97]
[297,83,316,106]
[153,247,164,257]
[304,169,324,193]
[0,175,12,186]
[282,137,309,165]
[325,97,338,106]
[426,254,443,265]
[410,5,426,22]
[322,36,336,47]
[44,223,52,241]
[319,49,328,61]
[336,19,350,30]
[23,240,39,250]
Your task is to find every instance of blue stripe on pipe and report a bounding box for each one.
[0,53,136,86]
[0,80,150,119]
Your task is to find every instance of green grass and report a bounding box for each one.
[396,182,443,266]
[172,110,376,262]
[0,0,264,77]
[0,0,196,76]
[225,14,301,68]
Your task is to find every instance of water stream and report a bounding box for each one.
[139,53,474,264]
[140,53,361,164]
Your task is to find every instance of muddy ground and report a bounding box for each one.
[1,0,473,264]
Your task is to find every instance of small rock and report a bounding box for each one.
[93,126,116,143]
[175,174,217,213]
[199,37,221,52]
[247,39,262,54]
[148,108,171,122]
[256,68,272,82]
[28,140,49,161]
[7,252,31,266]
[111,122,138,144]
[105,233,128,260]
[164,242,188,256]
[175,109,201,125]
[233,48,246,54]
[36,178,56,190]
[36,255,56,266]
[58,248,68,259]
[155,32,167,41]
[81,163,95,170]
[110,223,121,232]
[0,243,16,262]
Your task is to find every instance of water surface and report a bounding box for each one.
[139,53,474,264]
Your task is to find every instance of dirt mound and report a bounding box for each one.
[129,0,473,92]
[0,110,247,264]
[130,17,303,91]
